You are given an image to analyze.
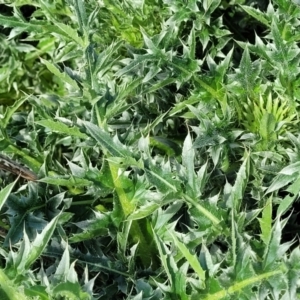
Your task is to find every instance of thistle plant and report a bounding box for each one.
[237,93,298,150]
[240,93,298,135]
[0,0,300,299]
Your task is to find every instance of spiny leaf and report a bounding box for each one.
[0,179,17,211]
[41,58,79,89]
[25,213,62,270]
[240,5,270,26]
[228,152,250,211]
[169,230,206,288]
[83,121,132,157]
[258,197,272,245]
[36,120,87,138]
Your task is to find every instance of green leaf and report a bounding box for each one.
[263,218,285,268]
[196,161,209,195]
[53,282,90,300]
[182,132,196,193]
[25,213,61,270]
[259,112,276,141]
[36,120,87,138]
[153,229,178,284]
[24,285,48,300]
[202,269,282,300]
[144,165,179,194]
[4,211,48,247]
[1,0,299,297]
[69,212,110,243]
[0,180,17,211]
[41,58,79,89]
[270,20,288,65]
[83,121,132,157]
[142,65,161,83]
[39,176,92,187]
[169,230,206,288]
[150,136,181,156]
[53,245,79,284]
[240,5,270,26]
[5,213,61,276]
[277,194,296,216]
[4,185,48,246]
[115,77,144,102]
[127,202,160,221]
[266,173,299,194]
[278,161,300,175]
[73,0,88,35]
[227,152,250,211]
[203,0,222,13]
[258,197,272,245]
[92,40,122,77]
[153,229,188,299]
[238,46,261,97]
[1,96,29,129]
[0,15,31,30]
[50,22,87,48]
[0,268,28,300]
[143,77,176,94]
[183,194,223,231]
[186,25,196,59]
[276,176,300,215]
[215,47,234,81]
[154,201,183,231]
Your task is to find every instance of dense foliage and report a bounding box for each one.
[0,0,300,299]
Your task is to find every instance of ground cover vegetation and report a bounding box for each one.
[0,0,299,299]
